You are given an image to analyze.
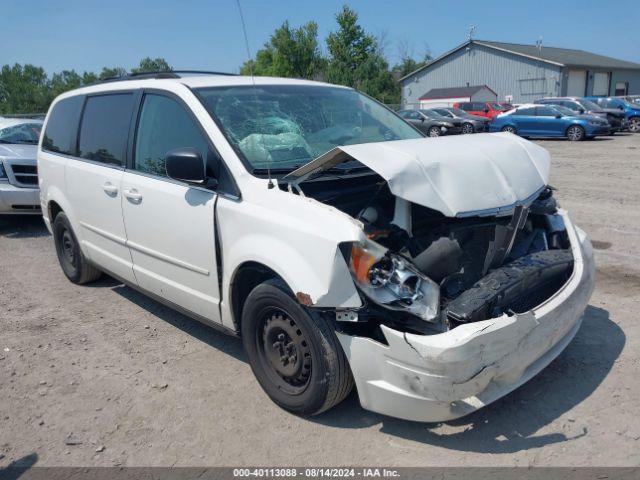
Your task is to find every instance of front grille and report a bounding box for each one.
[8,164,38,186]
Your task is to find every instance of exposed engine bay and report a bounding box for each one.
[299,172,574,336]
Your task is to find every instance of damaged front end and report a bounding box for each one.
[284,134,595,421]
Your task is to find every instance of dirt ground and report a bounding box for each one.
[1,133,639,468]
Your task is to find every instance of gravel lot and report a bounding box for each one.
[1,133,639,468]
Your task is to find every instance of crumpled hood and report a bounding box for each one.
[285,132,550,217]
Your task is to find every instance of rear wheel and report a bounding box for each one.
[427,126,441,137]
[241,280,353,415]
[629,117,640,133]
[53,212,102,284]
[501,125,517,134]
[461,123,474,134]
[566,125,585,141]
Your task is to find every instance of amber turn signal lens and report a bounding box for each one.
[350,244,379,284]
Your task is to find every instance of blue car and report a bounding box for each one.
[586,96,640,133]
[489,104,611,141]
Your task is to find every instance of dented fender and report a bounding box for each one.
[216,183,365,330]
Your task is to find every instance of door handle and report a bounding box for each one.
[102,182,118,196]
[123,188,143,203]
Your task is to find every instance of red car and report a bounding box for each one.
[453,101,507,119]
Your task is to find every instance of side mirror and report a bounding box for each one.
[484,108,490,113]
[420,117,425,122]
[165,147,206,184]
[579,109,585,114]
[555,114,562,119]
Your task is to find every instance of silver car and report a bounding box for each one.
[0,117,43,214]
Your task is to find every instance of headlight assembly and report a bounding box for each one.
[348,240,440,322]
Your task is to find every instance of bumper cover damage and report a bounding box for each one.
[337,211,595,422]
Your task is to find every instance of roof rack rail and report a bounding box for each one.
[95,70,238,85]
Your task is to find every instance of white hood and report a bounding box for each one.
[285,133,550,217]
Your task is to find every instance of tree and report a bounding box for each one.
[131,57,172,74]
[0,64,50,114]
[325,6,397,103]
[240,21,324,79]
[98,66,127,80]
[49,70,83,99]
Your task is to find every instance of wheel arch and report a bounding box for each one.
[229,261,292,333]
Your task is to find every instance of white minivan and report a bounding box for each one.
[38,72,595,422]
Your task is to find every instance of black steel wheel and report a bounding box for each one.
[259,310,312,395]
[566,125,585,141]
[461,122,474,134]
[428,126,441,137]
[241,280,353,415]
[53,212,102,284]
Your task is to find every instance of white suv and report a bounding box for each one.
[38,72,595,422]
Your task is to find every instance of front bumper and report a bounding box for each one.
[337,211,595,422]
[0,182,41,214]
[585,124,612,136]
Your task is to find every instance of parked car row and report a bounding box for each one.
[398,95,639,141]
[398,107,490,137]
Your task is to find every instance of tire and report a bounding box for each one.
[53,212,102,284]
[566,125,585,141]
[501,125,517,134]
[629,117,640,133]
[241,280,354,416]
[461,123,474,134]
[427,126,441,137]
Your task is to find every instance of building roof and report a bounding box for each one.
[479,40,640,69]
[400,40,640,82]
[419,85,495,100]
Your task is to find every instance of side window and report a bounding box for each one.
[134,94,209,177]
[536,106,556,116]
[474,102,486,111]
[78,94,134,166]
[514,107,535,116]
[42,96,83,155]
[459,103,470,111]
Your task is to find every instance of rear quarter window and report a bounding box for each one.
[42,96,84,155]
[78,93,134,166]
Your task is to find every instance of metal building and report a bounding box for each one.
[400,39,640,108]
[417,85,497,108]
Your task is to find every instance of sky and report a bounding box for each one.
[4,0,640,75]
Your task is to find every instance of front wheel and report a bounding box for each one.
[501,125,517,134]
[566,125,585,141]
[629,117,640,133]
[427,126,441,137]
[461,123,474,134]
[241,280,353,416]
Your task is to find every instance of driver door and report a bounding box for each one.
[121,91,221,323]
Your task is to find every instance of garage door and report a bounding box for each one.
[593,72,610,96]
[567,70,587,97]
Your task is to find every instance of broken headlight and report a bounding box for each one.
[348,239,440,322]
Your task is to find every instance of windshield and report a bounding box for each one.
[489,102,504,110]
[419,109,442,119]
[552,105,578,116]
[576,99,601,111]
[195,85,422,171]
[434,109,453,118]
[0,121,42,145]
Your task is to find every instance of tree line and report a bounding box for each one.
[0,6,429,115]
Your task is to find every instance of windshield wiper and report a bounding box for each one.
[252,167,302,175]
